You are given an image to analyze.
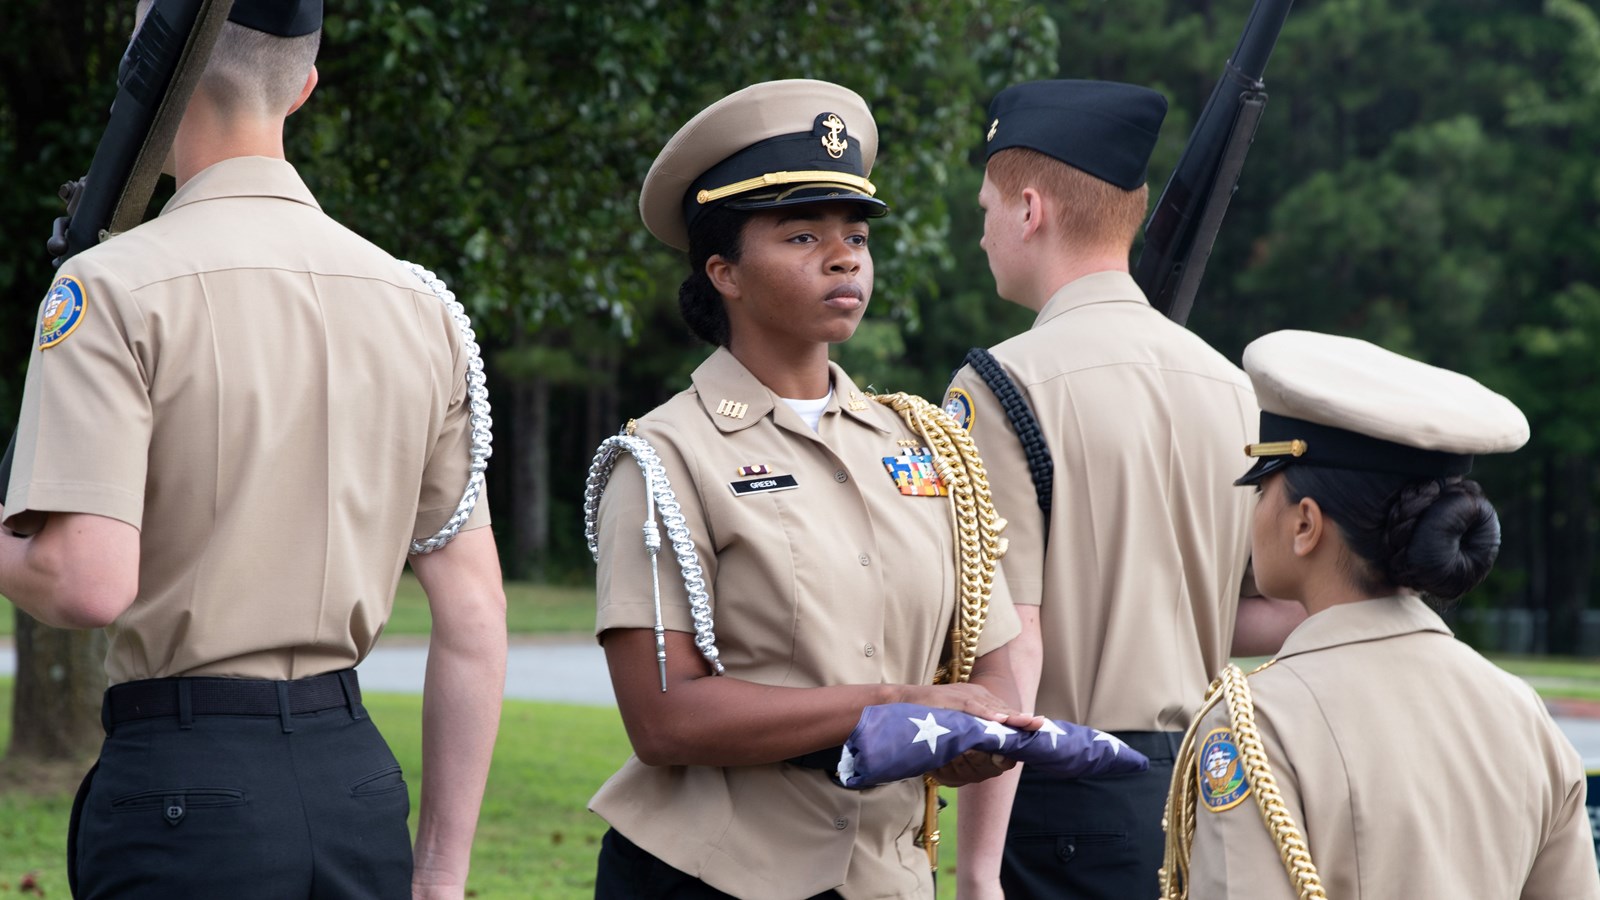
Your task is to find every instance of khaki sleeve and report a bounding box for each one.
[946,363,1045,608]
[4,257,150,534]
[412,300,490,540]
[1522,722,1600,898]
[594,420,709,638]
[1186,693,1305,900]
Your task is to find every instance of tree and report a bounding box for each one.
[0,1,131,766]
[293,0,1059,577]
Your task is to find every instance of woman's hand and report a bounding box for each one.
[929,749,1014,787]
[896,681,1044,725]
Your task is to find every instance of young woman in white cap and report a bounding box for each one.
[586,80,1037,899]
[1160,330,1600,899]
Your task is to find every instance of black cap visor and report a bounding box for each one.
[1235,412,1474,487]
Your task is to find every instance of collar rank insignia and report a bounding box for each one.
[1198,728,1251,812]
[848,390,869,411]
[882,452,947,497]
[716,399,749,419]
[729,473,798,496]
[943,388,975,432]
[39,275,87,349]
[737,464,770,476]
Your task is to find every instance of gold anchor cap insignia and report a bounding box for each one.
[987,118,999,142]
[716,399,749,419]
[820,113,848,159]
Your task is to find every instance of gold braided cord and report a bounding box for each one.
[871,391,1006,872]
[1160,662,1327,900]
[1159,675,1228,898]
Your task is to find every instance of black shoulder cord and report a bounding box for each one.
[962,348,1053,526]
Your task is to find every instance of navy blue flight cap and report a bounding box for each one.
[228,0,322,36]
[984,80,1167,189]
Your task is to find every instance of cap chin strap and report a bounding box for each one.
[403,262,493,555]
[695,170,877,205]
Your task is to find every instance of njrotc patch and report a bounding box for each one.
[39,275,87,349]
[943,388,975,432]
[882,451,947,497]
[1198,728,1251,812]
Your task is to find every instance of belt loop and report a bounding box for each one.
[177,680,194,730]
[336,670,364,720]
[276,682,294,734]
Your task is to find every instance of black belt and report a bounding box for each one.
[104,669,361,727]
[1110,730,1183,762]
[786,746,843,771]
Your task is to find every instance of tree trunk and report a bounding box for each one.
[511,376,551,581]
[1543,453,1594,655]
[8,612,106,763]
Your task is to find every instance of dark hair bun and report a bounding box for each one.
[1381,478,1501,602]
[678,270,729,347]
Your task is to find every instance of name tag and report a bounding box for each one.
[729,474,799,496]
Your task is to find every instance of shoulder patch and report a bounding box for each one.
[39,276,87,349]
[1198,728,1251,812]
[943,387,975,432]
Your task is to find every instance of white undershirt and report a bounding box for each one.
[781,390,833,432]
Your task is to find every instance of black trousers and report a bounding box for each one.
[69,672,413,899]
[1000,731,1181,900]
[594,828,846,900]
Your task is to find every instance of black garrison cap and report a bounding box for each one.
[983,80,1167,189]
[228,0,322,36]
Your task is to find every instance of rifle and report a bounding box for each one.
[1134,0,1293,325]
[1,0,233,506]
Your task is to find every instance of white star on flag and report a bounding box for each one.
[981,718,1016,749]
[1038,717,1066,749]
[1093,730,1127,756]
[909,712,953,753]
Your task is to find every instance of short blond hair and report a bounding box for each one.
[135,2,319,118]
[986,147,1148,251]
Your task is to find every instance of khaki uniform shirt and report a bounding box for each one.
[4,156,487,684]
[945,271,1255,730]
[1189,596,1599,899]
[591,348,1021,900]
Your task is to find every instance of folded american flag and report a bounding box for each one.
[835,703,1149,789]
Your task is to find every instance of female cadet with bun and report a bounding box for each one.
[585,80,1036,899]
[1161,330,1600,900]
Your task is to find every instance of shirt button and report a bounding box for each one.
[858,554,870,566]
[833,817,849,830]
[864,644,875,657]
[834,470,848,483]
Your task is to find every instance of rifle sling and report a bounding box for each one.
[109,0,236,236]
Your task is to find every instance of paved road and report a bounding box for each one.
[5,640,1599,765]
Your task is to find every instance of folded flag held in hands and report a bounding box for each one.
[835,703,1149,789]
